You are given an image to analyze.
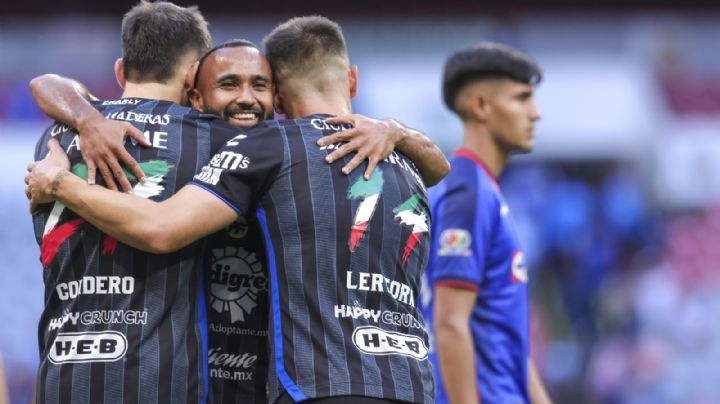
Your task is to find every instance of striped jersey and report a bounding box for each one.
[31,97,244,404]
[204,216,269,404]
[421,149,529,404]
[191,114,435,403]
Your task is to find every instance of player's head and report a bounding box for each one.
[443,42,542,153]
[117,1,211,90]
[189,39,274,129]
[262,16,357,113]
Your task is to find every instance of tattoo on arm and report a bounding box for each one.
[51,170,71,197]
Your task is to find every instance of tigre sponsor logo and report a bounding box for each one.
[56,276,134,301]
[310,118,352,132]
[352,326,428,360]
[346,271,415,307]
[334,304,425,330]
[105,111,170,126]
[101,98,141,105]
[209,247,267,323]
[208,347,257,381]
[48,309,148,331]
[208,322,268,337]
[194,151,250,186]
[438,228,472,257]
[48,331,128,364]
[511,251,528,283]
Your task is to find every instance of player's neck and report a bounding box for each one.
[280,90,352,119]
[122,81,184,104]
[461,123,509,178]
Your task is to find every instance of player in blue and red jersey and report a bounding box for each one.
[421,43,553,404]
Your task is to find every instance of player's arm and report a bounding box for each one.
[29,74,150,192]
[26,140,236,253]
[528,358,553,404]
[319,114,450,186]
[434,285,480,404]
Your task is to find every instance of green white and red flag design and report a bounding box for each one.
[347,168,384,251]
[393,194,429,267]
[40,160,173,267]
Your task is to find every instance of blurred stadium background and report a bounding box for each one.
[3,1,720,403]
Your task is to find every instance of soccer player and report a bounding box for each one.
[30,2,223,403]
[421,43,553,404]
[27,15,440,404]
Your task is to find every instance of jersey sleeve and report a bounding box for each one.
[429,172,495,291]
[190,124,283,215]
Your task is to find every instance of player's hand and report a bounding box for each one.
[25,139,71,212]
[319,114,404,179]
[77,113,150,192]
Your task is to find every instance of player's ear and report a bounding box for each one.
[188,88,204,111]
[467,88,490,122]
[185,61,199,92]
[273,92,285,115]
[114,58,126,89]
[349,65,358,98]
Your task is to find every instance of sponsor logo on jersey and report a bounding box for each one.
[48,309,148,331]
[334,304,425,330]
[352,326,428,360]
[438,228,472,257]
[346,271,415,307]
[48,331,128,364]
[194,151,250,186]
[208,322,268,337]
[511,251,528,283]
[55,276,134,301]
[209,247,267,323]
[208,347,258,381]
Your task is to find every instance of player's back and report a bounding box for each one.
[194,114,435,402]
[32,97,239,404]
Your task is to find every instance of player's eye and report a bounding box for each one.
[253,81,270,91]
[219,81,236,89]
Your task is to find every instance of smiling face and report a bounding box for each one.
[483,79,541,153]
[190,46,274,129]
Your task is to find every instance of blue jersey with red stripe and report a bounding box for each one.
[421,149,529,404]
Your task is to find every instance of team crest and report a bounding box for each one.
[209,246,267,323]
[438,229,472,257]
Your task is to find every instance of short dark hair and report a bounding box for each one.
[194,39,258,88]
[442,42,542,111]
[262,16,347,86]
[121,1,211,83]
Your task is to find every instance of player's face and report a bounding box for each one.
[486,80,541,153]
[194,46,274,129]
